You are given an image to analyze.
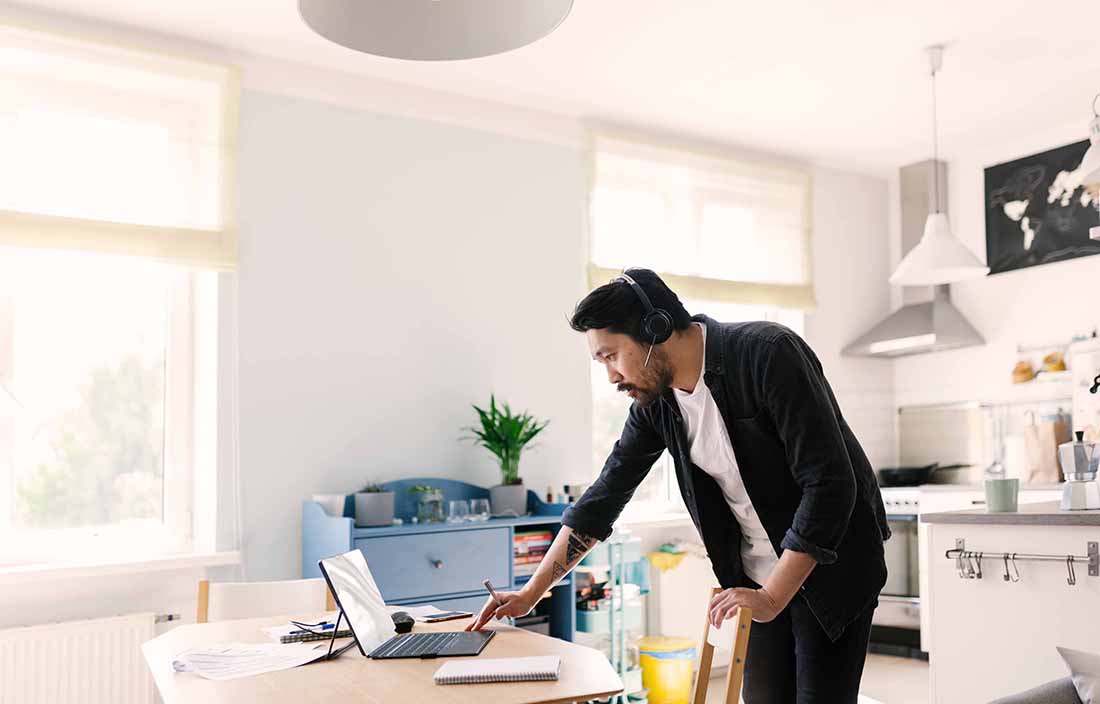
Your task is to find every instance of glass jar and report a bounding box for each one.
[416,490,445,523]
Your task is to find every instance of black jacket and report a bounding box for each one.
[562,315,889,641]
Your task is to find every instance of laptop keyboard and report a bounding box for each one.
[371,632,461,658]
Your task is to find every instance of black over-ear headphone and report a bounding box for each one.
[616,271,674,346]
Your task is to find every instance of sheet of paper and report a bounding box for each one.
[172,642,326,681]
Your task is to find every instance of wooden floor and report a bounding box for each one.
[703,653,930,704]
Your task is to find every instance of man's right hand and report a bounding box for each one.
[465,590,536,631]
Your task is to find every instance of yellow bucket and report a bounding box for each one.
[637,636,697,704]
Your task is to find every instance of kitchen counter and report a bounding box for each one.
[921,500,1100,702]
[921,500,1100,526]
[909,482,1064,492]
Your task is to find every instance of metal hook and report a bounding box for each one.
[1003,553,1011,582]
[966,552,978,579]
[1009,553,1021,583]
[1067,556,1077,586]
[975,552,984,580]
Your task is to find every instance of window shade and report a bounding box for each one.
[589,135,814,309]
[0,23,238,269]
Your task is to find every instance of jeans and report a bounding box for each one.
[740,589,876,704]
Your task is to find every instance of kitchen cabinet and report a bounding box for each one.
[921,502,1100,703]
[916,486,1062,651]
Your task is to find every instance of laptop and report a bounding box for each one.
[318,550,495,659]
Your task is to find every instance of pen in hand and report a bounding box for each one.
[483,579,503,606]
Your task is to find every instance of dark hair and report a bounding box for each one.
[569,268,692,344]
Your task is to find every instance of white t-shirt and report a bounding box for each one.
[673,323,779,585]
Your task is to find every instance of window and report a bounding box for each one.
[587,134,813,513]
[0,26,236,567]
[0,23,238,267]
[0,249,219,566]
[588,134,814,308]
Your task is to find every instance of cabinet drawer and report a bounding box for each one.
[355,527,509,602]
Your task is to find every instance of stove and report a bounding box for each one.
[880,487,920,516]
[872,487,925,659]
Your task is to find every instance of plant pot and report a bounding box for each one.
[490,483,528,517]
[354,491,395,527]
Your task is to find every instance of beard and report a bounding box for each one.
[617,345,674,408]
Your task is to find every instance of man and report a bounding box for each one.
[469,268,889,703]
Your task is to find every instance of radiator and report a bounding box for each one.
[0,613,156,704]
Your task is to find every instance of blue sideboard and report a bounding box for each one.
[302,479,576,642]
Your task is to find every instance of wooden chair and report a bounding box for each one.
[691,587,753,704]
[196,578,336,623]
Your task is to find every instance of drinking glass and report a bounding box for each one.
[470,498,491,521]
[446,499,470,523]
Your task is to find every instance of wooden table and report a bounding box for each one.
[142,612,623,704]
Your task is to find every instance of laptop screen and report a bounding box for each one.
[318,550,396,655]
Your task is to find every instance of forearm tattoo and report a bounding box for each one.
[566,531,598,565]
[548,531,598,584]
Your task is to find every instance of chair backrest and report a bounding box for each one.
[197,578,336,623]
[691,587,753,704]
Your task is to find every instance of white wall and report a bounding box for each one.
[893,119,1100,408]
[806,167,897,469]
[236,90,591,580]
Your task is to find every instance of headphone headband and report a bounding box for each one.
[615,272,656,314]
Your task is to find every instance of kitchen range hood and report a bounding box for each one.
[843,160,985,358]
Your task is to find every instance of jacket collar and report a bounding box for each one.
[694,313,725,376]
[659,314,724,408]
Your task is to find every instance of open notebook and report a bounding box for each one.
[433,655,561,685]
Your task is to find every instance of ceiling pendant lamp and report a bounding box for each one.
[890,45,990,286]
[298,0,574,61]
[1081,93,1100,240]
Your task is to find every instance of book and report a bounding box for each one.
[514,541,551,554]
[513,554,545,564]
[515,530,553,538]
[513,562,540,576]
[433,655,561,685]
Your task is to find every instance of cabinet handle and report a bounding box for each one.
[971,500,986,505]
[430,559,444,569]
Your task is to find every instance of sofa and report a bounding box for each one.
[989,678,1082,704]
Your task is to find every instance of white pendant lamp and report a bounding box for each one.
[1082,95,1100,184]
[1082,94,1100,240]
[298,0,573,61]
[890,46,990,286]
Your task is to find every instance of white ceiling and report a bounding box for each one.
[11,0,1100,175]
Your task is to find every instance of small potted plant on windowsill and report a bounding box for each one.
[464,394,549,517]
[354,482,395,527]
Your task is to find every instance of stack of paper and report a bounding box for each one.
[172,643,326,681]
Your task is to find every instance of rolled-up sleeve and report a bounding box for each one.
[561,402,666,542]
[764,334,856,565]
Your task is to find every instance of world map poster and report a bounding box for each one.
[984,139,1100,275]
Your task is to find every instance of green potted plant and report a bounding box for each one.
[354,482,395,527]
[408,484,444,523]
[464,395,549,517]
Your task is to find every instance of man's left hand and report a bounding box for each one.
[708,587,781,626]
